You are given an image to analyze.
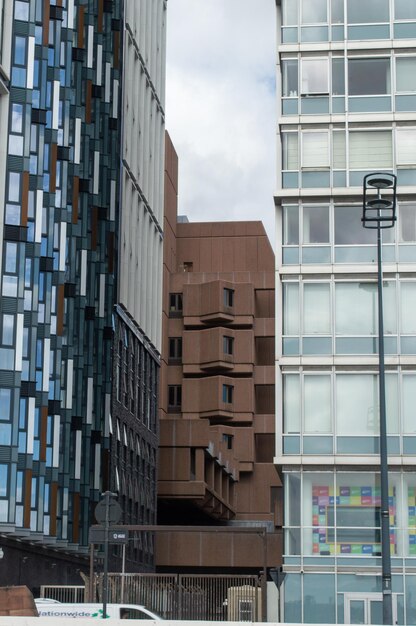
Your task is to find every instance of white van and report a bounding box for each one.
[35,601,163,620]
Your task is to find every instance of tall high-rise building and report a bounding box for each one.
[0,0,165,585]
[275,0,416,623]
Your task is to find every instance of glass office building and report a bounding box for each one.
[0,0,165,579]
[274,0,416,622]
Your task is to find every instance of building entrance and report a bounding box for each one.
[344,593,397,624]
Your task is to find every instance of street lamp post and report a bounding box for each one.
[362,172,397,626]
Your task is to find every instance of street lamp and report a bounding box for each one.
[362,172,397,626]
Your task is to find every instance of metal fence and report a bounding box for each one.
[40,585,85,603]
[95,573,262,621]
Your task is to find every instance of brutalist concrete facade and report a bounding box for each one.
[156,134,282,572]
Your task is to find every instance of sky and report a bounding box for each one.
[165,0,277,245]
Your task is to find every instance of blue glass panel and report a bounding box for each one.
[396,95,416,112]
[381,245,395,262]
[301,97,329,114]
[332,97,345,113]
[0,466,8,497]
[350,170,393,187]
[282,99,298,115]
[283,247,300,264]
[403,437,416,454]
[348,24,390,40]
[302,171,330,188]
[18,431,26,452]
[284,574,302,622]
[336,337,377,354]
[301,26,329,41]
[0,424,11,445]
[397,170,416,186]
[399,245,416,262]
[283,337,300,355]
[0,348,15,369]
[0,389,11,419]
[335,246,377,263]
[283,436,300,454]
[331,24,344,40]
[282,27,298,43]
[11,67,26,87]
[401,337,416,354]
[333,171,346,187]
[387,437,400,454]
[394,22,416,38]
[337,437,379,454]
[302,246,331,263]
[303,336,332,354]
[283,172,299,188]
[348,96,391,112]
[303,436,333,454]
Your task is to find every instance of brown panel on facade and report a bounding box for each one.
[50,483,58,536]
[255,433,275,463]
[42,0,50,46]
[78,5,85,47]
[255,289,275,318]
[86,80,92,123]
[21,171,29,227]
[255,337,274,366]
[107,231,114,273]
[40,406,48,462]
[72,177,79,224]
[23,470,32,528]
[113,31,120,69]
[72,493,80,543]
[57,284,65,336]
[91,206,98,250]
[98,0,103,32]
[50,143,57,193]
[255,385,275,414]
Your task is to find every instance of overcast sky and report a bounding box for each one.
[165,0,277,245]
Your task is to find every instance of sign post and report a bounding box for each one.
[94,492,121,619]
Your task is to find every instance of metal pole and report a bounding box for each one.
[102,491,110,619]
[376,212,393,625]
[121,543,126,603]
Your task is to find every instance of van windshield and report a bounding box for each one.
[120,608,153,619]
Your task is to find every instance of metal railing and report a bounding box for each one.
[40,585,85,603]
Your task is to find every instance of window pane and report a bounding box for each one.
[386,374,399,434]
[301,58,329,94]
[396,58,416,92]
[304,376,331,433]
[283,283,299,334]
[302,0,327,23]
[347,0,389,23]
[397,130,416,166]
[348,58,390,95]
[283,0,298,25]
[5,242,18,273]
[304,284,330,333]
[403,375,416,433]
[335,206,376,244]
[14,36,26,64]
[349,131,392,169]
[283,133,299,169]
[8,172,20,202]
[332,57,345,95]
[283,59,298,96]
[336,283,377,334]
[336,374,378,435]
[333,131,346,168]
[0,389,11,419]
[284,375,301,433]
[395,0,416,19]
[283,206,299,244]
[304,575,335,623]
[399,205,416,242]
[302,133,329,168]
[2,315,14,345]
[401,283,416,333]
[303,206,329,243]
[11,104,23,133]
[331,0,344,22]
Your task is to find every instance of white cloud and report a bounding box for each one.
[165,0,276,244]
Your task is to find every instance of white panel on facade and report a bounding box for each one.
[66,358,73,409]
[80,249,87,296]
[42,338,50,392]
[53,415,60,467]
[99,273,105,317]
[59,222,66,271]
[15,313,24,371]
[74,430,82,479]
[86,377,93,424]
[27,397,35,454]
[74,118,81,164]
[93,150,100,194]
[105,62,111,102]
[26,37,35,89]
[35,190,43,242]
[52,80,60,129]
[96,44,103,85]
[87,24,94,68]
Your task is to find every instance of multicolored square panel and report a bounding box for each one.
[312,485,396,555]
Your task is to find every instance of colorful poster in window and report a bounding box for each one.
[408,487,416,555]
[312,485,396,555]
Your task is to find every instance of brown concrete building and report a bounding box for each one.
[156,134,282,574]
